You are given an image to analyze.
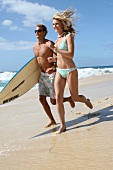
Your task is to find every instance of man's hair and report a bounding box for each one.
[36,24,48,36]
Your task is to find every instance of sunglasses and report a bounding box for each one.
[35,29,43,33]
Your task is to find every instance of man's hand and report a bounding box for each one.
[46,41,54,50]
[47,57,55,63]
[46,67,55,74]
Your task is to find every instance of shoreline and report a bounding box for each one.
[0,73,113,170]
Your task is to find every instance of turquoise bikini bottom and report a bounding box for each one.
[57,67,76,79]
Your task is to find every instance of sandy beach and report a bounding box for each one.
[0,73,113,170]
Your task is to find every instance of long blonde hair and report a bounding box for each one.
[53,7,77,36]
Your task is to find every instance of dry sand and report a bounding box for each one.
[0,73,113,170]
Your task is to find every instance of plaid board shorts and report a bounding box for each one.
[38,72,56,99]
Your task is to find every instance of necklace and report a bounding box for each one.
[38,39,45,45]
[58,32,64,38]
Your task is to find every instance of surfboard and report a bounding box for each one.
[0,56,41,105]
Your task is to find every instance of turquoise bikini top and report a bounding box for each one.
[58,35,68,51]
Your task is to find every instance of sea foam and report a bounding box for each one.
[0,66,113,92]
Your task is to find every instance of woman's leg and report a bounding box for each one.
[54,72,67,133]
[67,69,93,109]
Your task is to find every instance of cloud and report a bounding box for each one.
[0,0,57,27]
[1,19,13,26]
[10,25,23,31]
[1,19,23,31]
[0,36,35,50]
[0,37,7,41]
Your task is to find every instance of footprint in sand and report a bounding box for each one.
[72,112,81,115]
[97,98,109,104]
[105,98,109,100]
[76,112,81,115]
[98,101,102,103]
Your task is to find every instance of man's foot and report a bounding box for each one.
[44,120,57,128]
[85,99,93,109]
[56,126,66,134]
[68,97,75,108]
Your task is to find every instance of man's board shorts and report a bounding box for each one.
[38,72,56,99]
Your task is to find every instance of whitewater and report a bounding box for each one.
[0,65,113,92]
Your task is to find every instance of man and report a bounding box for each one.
[33,24,75,128]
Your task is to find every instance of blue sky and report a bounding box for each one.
[0,0,113,72]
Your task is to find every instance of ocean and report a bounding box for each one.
[0,65,113,92]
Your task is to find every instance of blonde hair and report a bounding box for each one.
[53,7,77,36]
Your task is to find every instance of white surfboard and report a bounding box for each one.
[0,56,41,105]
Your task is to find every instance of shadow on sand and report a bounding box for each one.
[31,105,113,138]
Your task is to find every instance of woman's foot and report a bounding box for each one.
[85,99,93,109]
[68,97,75,108]
[44,120,57,128]
[56,126,66,134]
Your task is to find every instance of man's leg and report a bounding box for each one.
[39,95,56,128]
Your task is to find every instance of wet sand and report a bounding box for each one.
[0,73,113,170]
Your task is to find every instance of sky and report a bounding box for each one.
[0,0,113,72]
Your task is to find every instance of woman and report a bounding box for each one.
[47,8,93,134]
